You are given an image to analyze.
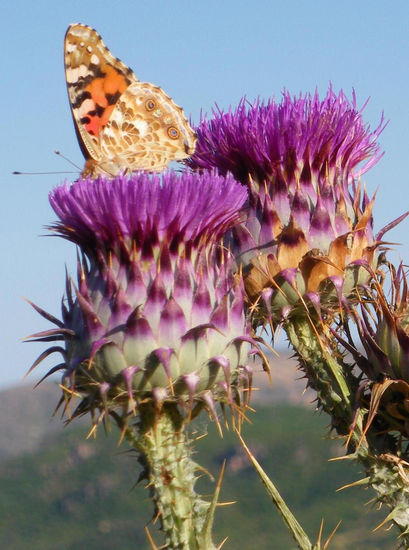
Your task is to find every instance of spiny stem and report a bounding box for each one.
[285,315,409,545]
[285,318,355,437]
[114,403,217,550]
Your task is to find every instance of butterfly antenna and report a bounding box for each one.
[13,171,78,175]
[13,150,81,175]
[54,150,82,170]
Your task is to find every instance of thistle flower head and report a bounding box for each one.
[188,87,384,188]
[188,87,388,326]
[28,172,255,428]
[50,171,245,261]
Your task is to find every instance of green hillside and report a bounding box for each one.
[0,401,395,549]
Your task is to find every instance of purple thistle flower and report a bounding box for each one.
[187,87,393,325]
[28,171,257,426]
[188,87,385,187]
[50,171,246,257]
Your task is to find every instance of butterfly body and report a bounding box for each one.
[64,24,196,177]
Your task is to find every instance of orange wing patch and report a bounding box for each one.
[83,67,129,137]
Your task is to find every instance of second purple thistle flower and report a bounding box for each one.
[188,87,392,326]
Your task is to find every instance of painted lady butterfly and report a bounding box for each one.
[64,24,197,178]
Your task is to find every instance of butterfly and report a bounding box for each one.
[64,24,197,178]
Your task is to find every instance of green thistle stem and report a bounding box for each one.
[115,403,217,550]
[285,317,354,435]
[285,315,409,545]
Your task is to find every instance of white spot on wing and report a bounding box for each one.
[78,98,95,117]
[66,68,79,84]
[109,110,123,124]
[66,65,92,83]
[133,120,148,136]
[79,64,91,78]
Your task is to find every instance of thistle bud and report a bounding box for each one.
[348,267,409,436]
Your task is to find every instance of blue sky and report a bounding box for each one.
[2,0,409,388]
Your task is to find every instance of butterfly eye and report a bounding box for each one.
[145,99,156,111]
[167,126,180,140]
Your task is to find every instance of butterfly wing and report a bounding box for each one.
[64,23,137,166]
[99,81,197,173]
[65,23,196,177]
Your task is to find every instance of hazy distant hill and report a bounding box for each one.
[0,353,308,461]
[0,383,67,461]
[0,371,396,550]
